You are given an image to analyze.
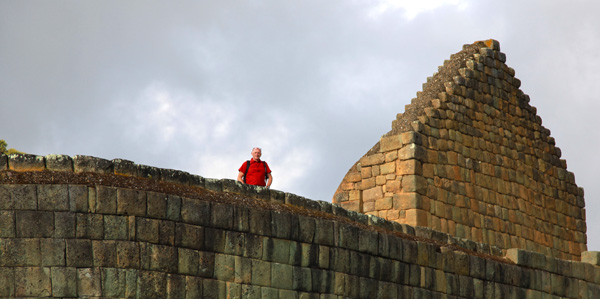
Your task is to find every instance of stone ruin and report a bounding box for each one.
[334,39,587,261]
[0,39,598,298]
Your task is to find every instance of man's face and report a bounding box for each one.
[251,149,262,161]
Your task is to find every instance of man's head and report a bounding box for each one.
[251,147,262,161]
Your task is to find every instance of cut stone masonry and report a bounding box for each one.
[333,39,587,262]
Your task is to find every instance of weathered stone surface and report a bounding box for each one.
[45,154,73,172]
[0,210,14,237]
[11,184,37,210]
[8,153,45,171]
[15,267,51,297]
[104,215,128,240]
[117,188,147,216]
[181,197,210,226]
[332,40,587,261]
[66,239,93,267]
[112,158,137,176]
[51,267,77,297]
[16,210,54,237]
[40,238,65,266]
[73,155,113,174]
[38,184,69,211]
[581,251,600,266]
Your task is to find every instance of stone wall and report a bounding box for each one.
[1,153,599,298]
[333,40,587,261]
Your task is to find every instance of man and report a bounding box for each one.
[237,147,273,188]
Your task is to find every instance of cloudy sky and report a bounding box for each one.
[2,1,599,250]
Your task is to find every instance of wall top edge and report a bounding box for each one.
[1,153,597,269]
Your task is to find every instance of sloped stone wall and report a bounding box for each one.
[333,40,587,261]
[1,153,599,298]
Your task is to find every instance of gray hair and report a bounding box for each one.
[252,147,262,152]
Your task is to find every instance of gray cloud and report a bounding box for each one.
[2,0,599,250]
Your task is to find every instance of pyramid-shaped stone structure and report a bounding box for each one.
[333,39,587,261]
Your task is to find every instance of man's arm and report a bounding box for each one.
[237,171,245,183]
[266,173,273,188]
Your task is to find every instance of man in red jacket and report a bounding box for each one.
[237,147,273,188]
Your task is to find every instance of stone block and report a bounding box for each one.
[393,192,425,210]
[203,178,222,192]
[15,267,51,297]
[165,194,181,221]
[380,161,396,175]
[360,153,385,167]
[11,184,37,210]
[263,237,291,264]
[211,202,234,229]
[398,144,427,161]
[0,268,15,297]
[402,175,428,194]
[159,220,175,245]
[73,155,113,174]
[339,200,361,212]
[380,135,403,152]
[346,171,362,183]
[16,210,54,237]
[397,159,422,175]
[234,255,252,284]
[45,154,73,172]
[174,222,203,250]
[117,188,147,216]
[144,243,178,273]
[581,251,600,265]
[271,262,293,290]
[358,230,379,255]
[187,249,209,277]
[40,238,65,266]
[112,158,137,176]
[92,240,116,267]
[95,185,117,214]
[185,276,203,299]
[405,209,429,226]
[269,189,286,204]
[68,185,89,212]
[161,168,193,185]
[251,259,271,287]
[356,178,374,191]
[76,213,104,239]
[1,238,40,266]
[116,241,140,268]
[133,164,158,181]
[363,186,383,202]
[51,267,77,297]
[36,184,69,211]
[314,218,335,246]
[0,185,10,210]
[8,153,45,171]
[147,191,167,219]
[212,253,234,282]
[181,197,210,226]
[286,192,321,211]
[66,239,93,267]
[243,234,263,260]
[166,274,186,299]
[101,268,127,297]
[292,266,313,292]
[137,270,167,298]
[271,210,294,239]
[136,217,159,243]
[0,210,14,237]
[55,211,76,238]
[104,214,128,240]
